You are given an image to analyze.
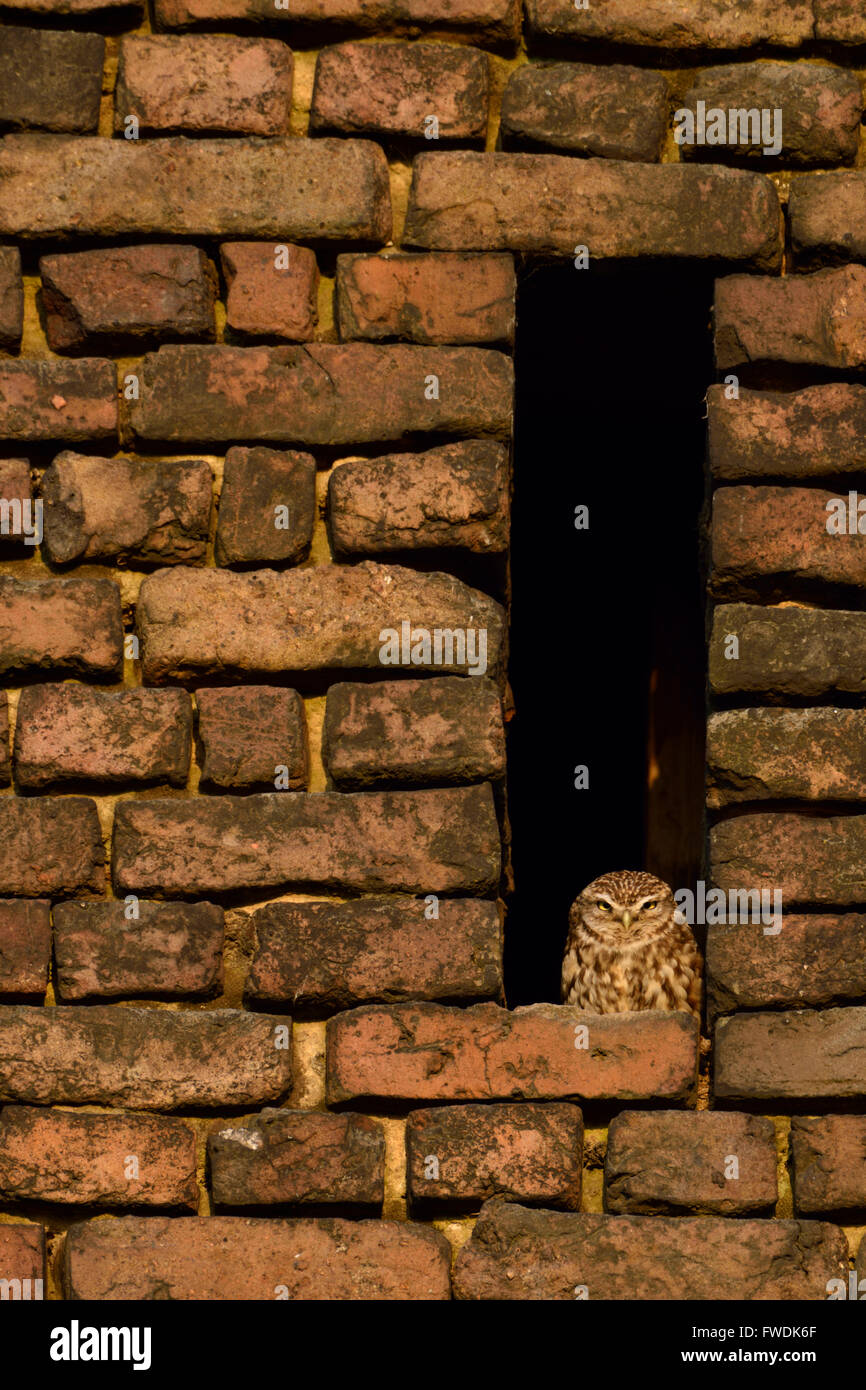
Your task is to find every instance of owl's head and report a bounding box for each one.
[572,869,675,946]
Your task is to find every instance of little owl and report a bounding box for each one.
[561,869,702,1018]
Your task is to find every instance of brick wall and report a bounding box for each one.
[0,0,865,1302]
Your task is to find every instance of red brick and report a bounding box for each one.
[0,1106,198,1210]
[153,0,520,45]
[706,915,866,1021]
[113,785,500,897]
[116,35,293,137]
[525,0,812,48]
[0,1223,44,1300]
[715,266,866,372]
[707,708,866,807]
[246,895,503,1012]
[215,446,315,567]
[716,1007,866,1102]
[336,253,514,345]
[0,1005,292,1109]
[3,0,139,12]
[209,1109,384,1209]
[14,684,192,789]
[0,798,104,898]
[327,1002,698,1106]
[708,383,866,480]
[605,1111,778,1216]
[453,1201,846,1300]
[406,1102,582,1212]
[64,1213,451,1300]
[712,485,866,600]
[196,686,308,791]
[136,564,504,683]
[323,676,505,787]
[790,1115,866,1214]
[221,242,318,341]
[815,0,866,43]
[789,171,866,267]
[0,136,390,242]
[0,900,51,997]
[129,343,512,445]
[0,247,23,351]
[40,246,217,352]
[327,441,509,555]
[710,811,866,907]
[405,154,782,269]
[709,602,866,699]
[41,451,213,566]
[53,899,224,1000]
[0,576,123,680]
[0,358,116,442]
[501,62,668,162]
[311,41,488,142]
[0,457,33,557]
[0,29,104,134]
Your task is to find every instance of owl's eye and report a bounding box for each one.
[596,900,612,912]
[643,900,657,911]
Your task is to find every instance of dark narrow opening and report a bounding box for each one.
[505,262,714,1007]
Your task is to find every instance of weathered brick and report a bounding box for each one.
[116,35,293,136]
[0,576,123,680]
[311,41,488,142]
[40,246,217,352]
[0,136,391,242]
[707,915,866,1020]
[525,0,812,48]
[113,785,500,897]
[0,246,23,351]
[0,457,32,557]
[453,1201,846,1301]
[246,895,503,1012]
[215,447,315,567]
[327,1002,698,1106]
[709,603,866,699]
[0,29,104,134]
[406,1102,582,1212]
[789,171,866,267]
[196,686,308,791]
[790,1115,866,1214]
[41,451,213,566]
[0,1223,44,1298]
[128,344,512,445]
[405,154,782,269]
[711,811,866,907]
[221,242,318,341]
[707,708,866,807]
[716,1007,866,1102]
[336,254,514,346]
[323,676,505,788]
[0,1106,198,1209]
[715,266,866,372]
[136,563,504,683]
[0,358,117,441]
[53,899,224,1000]
[209,1109,385,1209]
[3,0,139,12]
[708,383,866,480]
[153,0,520,44]
[14,685,192,790]
[327,441,509,555]
[0,1006,292,1109]
[815,0,866,43]
[605,1111,777,1216]
[712,485,866,600]
[501,62,668,162]
[0,900,51,997]
[0,690,8,785]
[64,1213,451,1300]
[0,798,104,898]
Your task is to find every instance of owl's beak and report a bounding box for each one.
[620,909,633,930]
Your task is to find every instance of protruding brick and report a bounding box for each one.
[709,603,866,699]
[707,916,866,1021]
[501,63,668,162]
[711,812,866,907]
[716,1007,866,1102]
[0,1006,292,1109]
[113,785,500,897]
[453,1201,847,1301]
[215,447,315,567]
[221,242,318,341]
[715,266,866,372]
[328,441,509,555]
[707,708,866,807]
[154,0,520,45]
[605,1111,777,1216]
[0,1223,44,1299]
[790,171,866,267]
[0,247,23,350]
[0,458,33,557]
[41,451,213,566]
[247,895,503,1012]
[0,576,123,680]
[712,485,866,600]
[336,253,514,346]
[136,563,504,683]
[790,1115,866,1214]
[708,383,866,480]
[327,1002,698,1106]
[0,798,104,898]
[64,1213,451,1300]
[0,900,51,997]
[0,29,104,134]
[311,41,488,142]
[525,0,813,48]
[406,1102,582,1212]
[196,686,308,791]
[0,1107,198,1209]
[0,358,117,441]
[115,35,293,136]
[53,899,224,1000]
[40,246,217,352]
[14,685,192,790]
[323,676,505,788]
[209,1109,385,1209]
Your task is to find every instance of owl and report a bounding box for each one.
[561,869,702,1019]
